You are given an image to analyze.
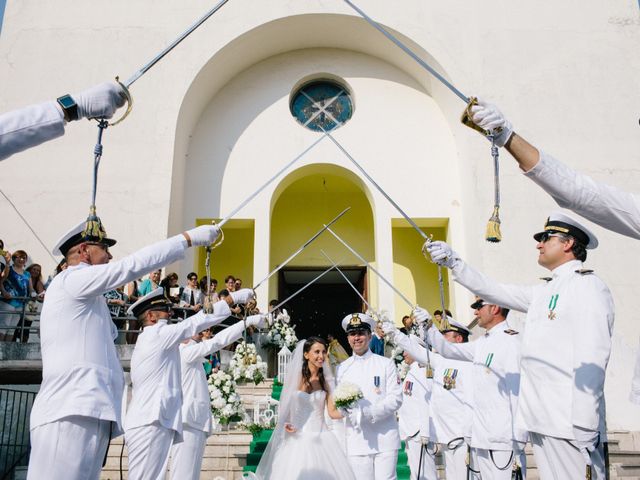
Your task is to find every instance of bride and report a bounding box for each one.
[254,337,356,480]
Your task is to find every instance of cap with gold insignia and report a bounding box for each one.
[127,287,173,317]
[470,297,485,310]
[52,220,117,257]
[533,212,598,249]
[341,313,374,333]
[440,317,472,336]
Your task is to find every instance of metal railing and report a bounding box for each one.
[0,388,36,479]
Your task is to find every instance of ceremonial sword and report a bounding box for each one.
[252,208,351,291]
[320,250,373,314]
[269,262,342,313]
[322,128,450,328]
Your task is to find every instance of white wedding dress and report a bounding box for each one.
[254,341,355,480]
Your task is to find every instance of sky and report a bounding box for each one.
[0,0,5,35]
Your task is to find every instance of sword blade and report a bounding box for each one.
[252,207,351,290]
[342,0,469,103]
[320,250,372,312]
[124,0,231,87]
[270,263,340,313]
[217,134,327,228]
[325,226,414,309]
[324,130,428,241]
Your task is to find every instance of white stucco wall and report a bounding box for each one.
[0,1,639,429]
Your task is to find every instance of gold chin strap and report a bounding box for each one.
[108,77,133,127]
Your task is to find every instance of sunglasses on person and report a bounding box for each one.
[536,232,568,243]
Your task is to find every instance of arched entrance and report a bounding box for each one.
[269,164,374,351]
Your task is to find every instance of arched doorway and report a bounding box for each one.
[269,164,374,351]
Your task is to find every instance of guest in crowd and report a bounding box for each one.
[224,275,236,292]
[138,269,161,297]
[180,272,204,316]
[0,250,34,341]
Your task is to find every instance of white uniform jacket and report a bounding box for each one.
[397,362,431,441]
[427,321,527,450]
[395,333,472,444]
[526,151,640,240]
[180,321,248,434]
[30,234,188,435]
[0,102,65,161]
[336,350,403,455]
[125,302,230,437]
[452,258,614,439]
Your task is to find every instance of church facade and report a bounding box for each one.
[1,1,639,430]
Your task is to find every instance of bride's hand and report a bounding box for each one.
[284,423,297,433]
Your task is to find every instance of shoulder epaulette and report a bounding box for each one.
[575,269,594,275]
[540,277,553,282]
[503,329,519,335]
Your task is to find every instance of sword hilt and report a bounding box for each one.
[460,96,505,139]
[108,77,133,127]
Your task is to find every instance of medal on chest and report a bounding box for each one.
[443,368,458,390]
[548,293,559,320]
[403,380,413,396]
[484,353,494,374]
[374,375,381,394]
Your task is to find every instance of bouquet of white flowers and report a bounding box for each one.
[390,345,405,366]
[208,369,246,425]
[333,381,364,409]
[263,309,298,350]
[229,341,268,385]
[397,360,410,381]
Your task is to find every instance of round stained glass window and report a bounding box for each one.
[290,80,353,132]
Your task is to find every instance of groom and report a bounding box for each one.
[336,313,403,480]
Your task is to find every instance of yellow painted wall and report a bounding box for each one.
[392,222,450,324]
[195,219,255,287]
[269,168,375,302]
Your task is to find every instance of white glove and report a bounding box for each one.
[412,306,432,325]
[246,314,267,329]
[346,405,362,430]
[230,288,255,305]
[361,405,374,423]
[425,241,460,269]
[185,224,221,247]
[572,426,599,453]
[72,82,127,120]
[381,320,399,338]
[469,99,514,147]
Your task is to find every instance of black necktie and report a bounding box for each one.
[190,290,195,306]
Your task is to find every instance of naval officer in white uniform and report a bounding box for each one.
[426,213,614,480]
[26,219,220,480]
[468,99,640,406]
[124,287,259,480]
[424,298,527,479]
[336,313,403,480]
[0,82,126,161]
[385,314,472,480]
[170,316,267,480]
[396,335,436,480]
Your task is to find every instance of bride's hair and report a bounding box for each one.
[301,336,328,393]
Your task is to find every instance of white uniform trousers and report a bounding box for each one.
[27,415,112,480]
[469,447,527,480]
[169,425,208,480]
[405,439,437,480]
[126,423,174,480]
[348,450,398,480]
[442,442,467,480]
[530,432,605,480]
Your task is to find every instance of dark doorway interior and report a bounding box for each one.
[277,267,367,355]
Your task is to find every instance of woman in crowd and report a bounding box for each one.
[0,250,34,341]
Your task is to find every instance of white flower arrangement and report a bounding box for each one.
[263,309,298,350]
[390,344,405,366]
[229,341,267,385]
[333,381,364,409]
[207,369,246,425]
[397,360,410,381]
